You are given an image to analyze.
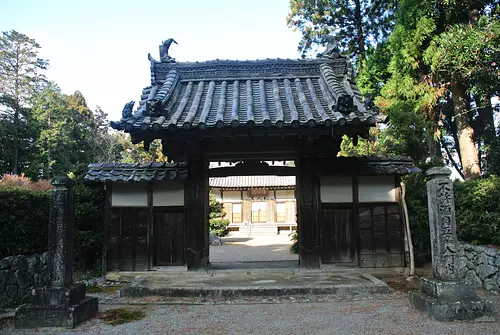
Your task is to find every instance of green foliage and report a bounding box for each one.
[209,218,230,237]
[454,176,500,246]
[287,0,395,63]
[209,192,229,237]
[73,168,104,268]
[289,230,299,254]
[403,171,431,265]
[0,187,49,258]
[0,30,48,174]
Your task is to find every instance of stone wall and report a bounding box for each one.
[0,252,51,306]
[459,243,500,292]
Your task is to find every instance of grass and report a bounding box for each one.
[86,285,123,294]
[86,285,104,293]
[98,308,146,326]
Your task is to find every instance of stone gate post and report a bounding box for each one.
[409,167,492,321]
[15,177,98,329]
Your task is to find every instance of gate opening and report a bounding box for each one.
[208,161,299,270]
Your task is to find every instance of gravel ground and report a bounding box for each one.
[2,291,499,335]
[210,233,298,263]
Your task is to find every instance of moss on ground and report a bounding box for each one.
[99,308,146,326]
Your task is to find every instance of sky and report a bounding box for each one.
[1,0,303,120]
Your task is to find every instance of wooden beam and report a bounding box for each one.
[185,159,209,270]
[296,156,320,269]
[209,162,296,177]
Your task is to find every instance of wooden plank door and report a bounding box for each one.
[320,207,355,263]
[154,210,185,266]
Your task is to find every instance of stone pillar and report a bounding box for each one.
[409,167,492,321]
[15,177,98,329]
[49,177,75,287]
[426,167,459,281]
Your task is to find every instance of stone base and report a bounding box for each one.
[31,283,87,307]
[409,277,494,322]
[14,296,98,329]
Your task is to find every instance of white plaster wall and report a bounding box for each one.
[359,176,396,202]
[153,181,185,206]
[222,190,242,202]
[111,183,148,207]
[275,190,295,200]
[319,177,352,203]
[212,188,223,202]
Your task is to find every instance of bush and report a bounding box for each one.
[0,173,52,191]
[403,171,432,265]
[289,230,299,254]
[0,187,50,258]
[208,192,229,237]
[454,176,500,246]
[209,218,230,237]
[73,167,105,269]
[0,170,105,269]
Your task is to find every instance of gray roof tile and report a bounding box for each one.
[111,57,378,133]
[84,162,187,183]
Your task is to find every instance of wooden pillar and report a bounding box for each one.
[102,183,111,274]
[147,182,153,270]
[185,159,209,270]
[352,176,360,265]
[296,156,320,269]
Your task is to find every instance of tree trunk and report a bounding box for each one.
[480,94,495,146]
[12,108,19,174]
[451,79,480,179]
[354,0,366,68]
[428,126,444,164]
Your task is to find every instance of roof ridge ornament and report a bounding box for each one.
[121,101,135,119]
[318,35,339,60]
[147,38,178,63]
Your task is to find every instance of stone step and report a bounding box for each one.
[118,272,389,298]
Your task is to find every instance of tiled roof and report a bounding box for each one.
[209,176,296,189]
[110,57,378,133]
[321,156,421,176]
[85,157,419,183]
[84,162,187,183]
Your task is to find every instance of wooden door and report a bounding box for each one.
[320,207,355,263]
[107,208,148,271]
[359,204,404,267]
[154,210,185,266]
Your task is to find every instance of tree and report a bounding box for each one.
[424,12,500,178]
[31,82,73,179]
[0,30,48,174]
[287,0,395,69]
[209,192,229,237]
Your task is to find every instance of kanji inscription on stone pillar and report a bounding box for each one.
[426,167,458,281]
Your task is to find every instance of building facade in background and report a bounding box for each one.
[210,175,296,235]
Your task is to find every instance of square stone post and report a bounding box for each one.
[15,177,98,329]
[409,167,492,321]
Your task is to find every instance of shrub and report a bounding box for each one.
[454,176,500,246]
[209,192,229,237]
[403,171,432,265]
[289,230,299,254]
[73,167,105,269]
[0,187,50,258]
[0,173,52,191]
[209,218,230,237]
